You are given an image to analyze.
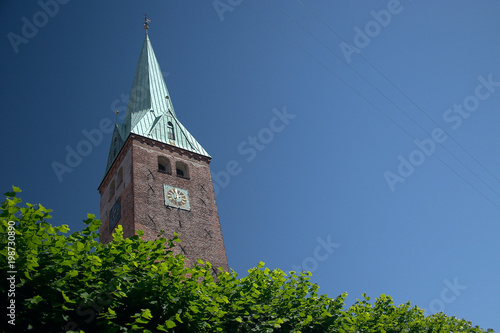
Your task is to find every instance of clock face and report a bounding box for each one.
[167,188,187,206]
[164,185,190,211]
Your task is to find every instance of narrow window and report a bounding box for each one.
[158,156,171,174]
[176,161,189,179]
[117,168,123,185]
[109,197,121,231]
[167,121,175,140]
[109,179,115,198]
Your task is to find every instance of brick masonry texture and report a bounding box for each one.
[99,134,229,272]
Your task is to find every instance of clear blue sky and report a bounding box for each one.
[1,1,499,330]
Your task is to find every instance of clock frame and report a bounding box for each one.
[164,184,190,211]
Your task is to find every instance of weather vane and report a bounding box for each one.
[144,14,151,34]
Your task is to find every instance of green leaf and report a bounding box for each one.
[28,295,43,304]
[59,224,70,233]
[142,309,153,320]
[76,242,85,251]
[156,324,168,332]
[165,320,176,328]
[61,291,75,304]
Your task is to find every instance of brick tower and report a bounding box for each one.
[97,32,228,272]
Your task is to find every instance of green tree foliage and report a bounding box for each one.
[0,188,494,332]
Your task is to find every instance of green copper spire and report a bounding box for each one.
[104,35,210,175]
[124,35,177,131]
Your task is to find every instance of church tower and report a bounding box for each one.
[97,31,229,272]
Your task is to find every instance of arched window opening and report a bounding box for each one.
[176,161,189,179]
[167,121,175,140]
[158,156,171,174]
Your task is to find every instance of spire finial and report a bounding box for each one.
[144,14,151,34]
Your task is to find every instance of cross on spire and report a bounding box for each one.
[144,14,151,34]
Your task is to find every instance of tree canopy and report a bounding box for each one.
[0,187,494,332]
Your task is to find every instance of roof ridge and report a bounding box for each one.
[104,35,210,176]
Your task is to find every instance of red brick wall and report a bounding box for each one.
[98,139,135,243]
[99,134,228,272]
